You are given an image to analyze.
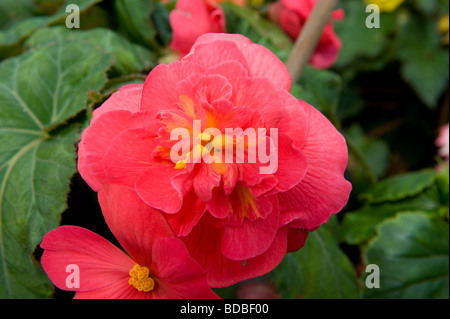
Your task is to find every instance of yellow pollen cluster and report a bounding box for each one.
[128,264,155,292]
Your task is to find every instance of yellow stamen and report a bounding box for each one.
[235,185,260,219]
[128,264,155,292]
[174,160,187,170]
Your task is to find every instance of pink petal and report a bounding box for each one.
[221,195,280,260]
[166,190,206,237]
[271,133,307,193]
[194,163,222,202]
[277,101,352,229]
[235,78,285,129]
[185,37,250,71]
[169,0,213,55]
[191,33,291,91]
[40,226,135,293]
[277,90,309,150]
[98,184,174,267]
[183,217,288,287]
[135,164,184,214]
[140,61,205,114]
[310,24,342,69]
[91,84,142,122]
[74,279,146,299]
[101,128,157,188]
[151,238,218,299]
[78,110,156,191]
[205,61,249,99]
[286,227,309,253]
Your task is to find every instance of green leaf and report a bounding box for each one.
[0,0,102,59]
[0,41,112,298]
[0,0,40,29]
[345,124,390,192]
[113,0,159,50]
[271,217,359,299]
[397,14,449,108]
[26,26,156,76]
[334,0,396,68]
[363,212,449,299]
[296,66,342,117]
[222,2,293,62]
[341,184,442,245]
[360,169,437,204]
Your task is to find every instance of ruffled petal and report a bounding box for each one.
[135,164,184,214]
[78,111,156,191]
[182,215,288,287]
[190,33,291,91]
[100,128,157,188]
[221,195,280,260]
[91,84,142,122]
[277,101,352,229]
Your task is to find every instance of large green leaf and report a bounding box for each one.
[0,41,112,298]
[334,0,396,68]
[341,185,442,245]
[0,0,40,29]
[113,0,159,50]
[360,169,437,204]
[396,14,449,108]
[363,212,449,299]
[0,0,102,59]
[271,217,359,299]
[26,26,156,76]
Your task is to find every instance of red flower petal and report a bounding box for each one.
[40,226,135,294]
[140,61,205,114]
[183,216,288,287]
[91,84,142,122]
[135,164,184,214]
[100,128,157,188]
[98,184,174,267]
[191,33,291,91]
[151,238,218,299]
[278,101,352,229]
[221,195,280,260]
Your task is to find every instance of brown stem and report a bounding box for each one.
[286,0,339,82]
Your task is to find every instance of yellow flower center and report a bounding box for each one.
[128,264,155,292]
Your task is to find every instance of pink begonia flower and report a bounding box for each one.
[436,123,449,163]
[78,33,351,287]
[169,0,245,57]
[40,184,218,299]
[268,0,344,69]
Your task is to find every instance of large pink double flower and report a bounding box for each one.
[78,33,351,287]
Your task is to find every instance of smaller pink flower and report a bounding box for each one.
[40,185,218,299]
[268,0,344,69]
[436,123,449,164]
[169,0,225,57]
